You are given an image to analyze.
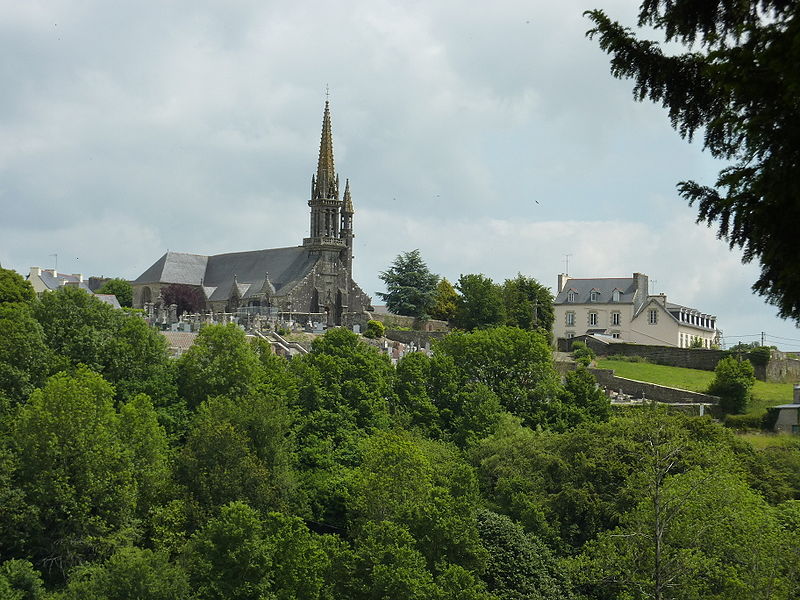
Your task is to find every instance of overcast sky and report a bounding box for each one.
[2,0,798,349]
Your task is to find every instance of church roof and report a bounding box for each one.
[134,246,317,297]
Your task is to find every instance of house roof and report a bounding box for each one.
[95,294,121,309]
[773,403,800,409]
[134,246,318,297]
[555,277,637,304]
[35,270,91,292]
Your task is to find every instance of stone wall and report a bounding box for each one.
[590,367,720,405]
[559,337,725,371]
[384,329,448,350]
[371,313,449,332]
[763,351,800,383]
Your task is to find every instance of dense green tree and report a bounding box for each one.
[348,520,439,600]
[477,510,571,600]
[501,274,555,334]
[430,278,458,322]
[11,368,137,578]
[0,303,53,404]
[184,501,273,600]
[33,286,174,404]
[393,352,440,435]
[707,356,756,414]
[176,391,301,521]
[578,469,791,600]
[377,249,439,318]
[58,547,190,600]
[95,278,133,308]
[0,268,35,305]
[453,274,505,331]
[118,394,172,518]
[348,431,486,572]
[435,327,561,426]
[290,330,394,514]
[586,1,800,322]
[0,559,45,600]
[176,323,263,408]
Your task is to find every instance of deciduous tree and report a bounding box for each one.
[452,274,505,331]
[96,278,133,308]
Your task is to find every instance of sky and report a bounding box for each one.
[2,0,798,350]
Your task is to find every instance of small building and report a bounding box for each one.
[553,272,720,348]
[773,385,800,434]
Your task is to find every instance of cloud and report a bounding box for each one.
[0,0,796,348]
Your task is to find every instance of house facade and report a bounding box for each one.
[553,272,720,348]
[132,101,372,327]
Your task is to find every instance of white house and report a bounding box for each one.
[553,272,720,348]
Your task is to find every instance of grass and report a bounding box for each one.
[736,432,800,450]
[595,359,795,414]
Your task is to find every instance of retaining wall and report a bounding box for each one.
[589,367,719,405]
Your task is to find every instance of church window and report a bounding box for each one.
[589,312,598,326]
[566,311,575,326]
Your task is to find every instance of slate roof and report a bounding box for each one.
[95,294,122,309]
[134,246,317,297]
[36,270,92,292]
[554,277,638,304]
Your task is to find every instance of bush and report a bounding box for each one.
[723,413,764,431]
[707,356,756,415]
[363,320,385,339]
[747,346,772,367]
[606,354,649,363]
[571,341,595,367]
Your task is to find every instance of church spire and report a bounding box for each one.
[343,178,354,214]
[313,100,338,200]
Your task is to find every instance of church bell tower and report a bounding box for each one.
[303,101,347,254]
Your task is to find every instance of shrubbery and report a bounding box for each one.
[571,341,595,367]
[707,356,756,415]
[363,319,386,339]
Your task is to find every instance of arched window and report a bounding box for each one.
[590,290,600,302]
[612,289,621,302]
[567,290,577,302]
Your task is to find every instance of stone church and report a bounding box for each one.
[132,102,373,327]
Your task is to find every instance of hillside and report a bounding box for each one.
[596,359,796,414]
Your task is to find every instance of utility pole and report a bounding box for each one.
[761,331,766,346]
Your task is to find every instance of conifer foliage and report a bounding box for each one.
[586,0,800,322]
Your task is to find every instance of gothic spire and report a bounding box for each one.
[313,100,338,199]
[343,178,354,214]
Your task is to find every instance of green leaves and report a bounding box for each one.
[586,2,800,321]
[377,249,439,319]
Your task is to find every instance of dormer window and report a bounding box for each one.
[567,290,577,303]
[590,290,600,302]
[612,289,621,302]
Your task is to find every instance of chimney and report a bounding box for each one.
[633,272,648,303]
[558,273,569,293]
[77,273,84,283]
[30,266,42,277]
